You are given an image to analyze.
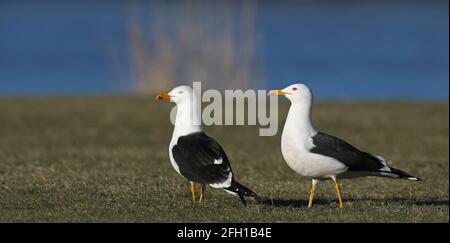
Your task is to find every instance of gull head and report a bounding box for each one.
[268,83,313,104]
[156,85,194,105]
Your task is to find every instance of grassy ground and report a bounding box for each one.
[0,96,448,223]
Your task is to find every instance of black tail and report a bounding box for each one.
[226,180,259,206]
[389,167,422,181]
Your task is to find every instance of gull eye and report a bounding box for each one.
[178,91,183,94]
[292,87,298,91]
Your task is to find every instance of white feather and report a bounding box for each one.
[209,172,233,188]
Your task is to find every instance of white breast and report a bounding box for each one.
[281,129,347,179]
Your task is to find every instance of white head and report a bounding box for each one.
[156,85,202,137]
[268,83,317,136]
[268,83,313,105]
[156,85,196,104]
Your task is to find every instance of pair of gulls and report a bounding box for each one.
[156,84,420,208]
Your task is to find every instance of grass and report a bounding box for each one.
[0,96,448,222]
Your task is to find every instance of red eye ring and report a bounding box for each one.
[292,87,298,91]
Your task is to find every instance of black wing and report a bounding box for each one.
[171,132,232,184]
[310,132,386,172]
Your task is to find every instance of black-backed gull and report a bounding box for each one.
[268,83,421,208]
[156,85,258,205]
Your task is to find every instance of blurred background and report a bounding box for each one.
[0,0,448,100]
[0,1,449,223]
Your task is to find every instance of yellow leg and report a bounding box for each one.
[199,184,206,204]
[334,179,344,209]
[308,179,318,208]
[190,182,196,204]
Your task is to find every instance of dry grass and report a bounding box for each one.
[0,97,448,222]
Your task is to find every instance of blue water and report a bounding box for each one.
[0,1,448,100]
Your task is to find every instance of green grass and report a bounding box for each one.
[0,96,448,222]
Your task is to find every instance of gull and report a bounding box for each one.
[268,83,421,208]
[156,85,258,205]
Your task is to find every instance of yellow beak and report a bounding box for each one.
[155,92,171,101]
[268,90,289,96]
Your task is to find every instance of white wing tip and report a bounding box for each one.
[214,158,223,164]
